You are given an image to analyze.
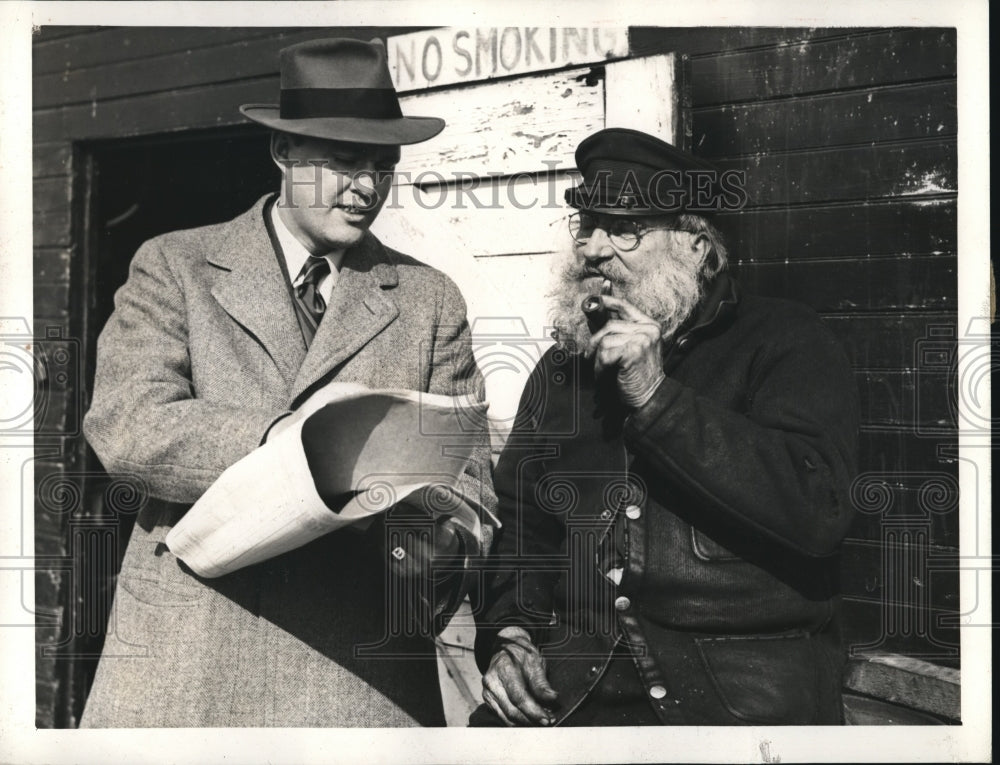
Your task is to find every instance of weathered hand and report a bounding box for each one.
[481,626,559,726]
[585,295,666,408]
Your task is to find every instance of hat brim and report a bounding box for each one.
[240,104,445,145]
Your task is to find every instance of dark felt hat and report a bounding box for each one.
[240,38,445,145]
[565,128,727,215]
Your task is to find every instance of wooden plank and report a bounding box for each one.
[694,80,956,157]
[31,27,430,77]
[840,600,959,667]
[604,53,681,141]
[33,177,73,248]
[34,142,72,179]
[33,208,71,248]
[843,654,960,720]
[690,28,956,106]
[847,487,959,550]
[33,61,607,156]
[435,601,482,724]
[731,254,955,313]
[388,26,629,92]
[855,369,953,429]
[33,283,71,321]
[627,26,842,61]
[32,26,104,43]
[374,173,575,258]
[33,248,72,282]
[376,190,957,270]
[715,141,956,207]
[396,66,605,180]
[842,693,953,724]
[36,388,72,435]
[33,30,328,110]
[821,312,955,370]
[844,464,959,495]
[717,198,955,261]
[32,27,274,75]
[33,76,278,142]
[859,430,957,475]
[33,461,75,540]
[33,177,72,212]
[840,539,958,612]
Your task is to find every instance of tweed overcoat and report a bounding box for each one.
[81,195,495,727]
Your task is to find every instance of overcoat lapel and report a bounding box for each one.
[208,197,306,388]
[290,233,399,402]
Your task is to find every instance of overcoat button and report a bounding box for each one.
[625,504,641,520]
[614,596,631,611]
[600,509,613,520]
[649,685,667,699]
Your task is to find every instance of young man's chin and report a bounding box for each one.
[321,215,372,246]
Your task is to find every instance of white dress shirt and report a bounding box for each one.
[270,204,345,304]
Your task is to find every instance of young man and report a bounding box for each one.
[82,38,494,727]
[474,128,859,726]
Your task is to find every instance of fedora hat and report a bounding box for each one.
[240,37,444,145]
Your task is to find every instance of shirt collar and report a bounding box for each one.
[269,203,345,281]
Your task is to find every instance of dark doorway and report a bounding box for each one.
[71,126,279,721]
[88,126,278,337]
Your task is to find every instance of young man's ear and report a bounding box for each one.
[270,132,292,169]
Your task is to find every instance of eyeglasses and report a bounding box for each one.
[568,211,690,252]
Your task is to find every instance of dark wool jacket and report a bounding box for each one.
[473,273,860,725]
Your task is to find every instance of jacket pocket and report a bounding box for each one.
[690,527,740,561]
[116,502,204,607]
[695,632,820,724]
[117,541,205,607]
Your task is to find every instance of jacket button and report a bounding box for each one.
[614,596,631,611]
[624,504,641,520]
[649,685,667,700]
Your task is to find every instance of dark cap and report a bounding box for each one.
[565,127,728,215]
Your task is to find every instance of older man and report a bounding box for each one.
[473,128,859,726]
[81,38,494,727]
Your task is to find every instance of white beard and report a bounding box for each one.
[548,236,707,353]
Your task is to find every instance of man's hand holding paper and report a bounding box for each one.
[165,385,496,620]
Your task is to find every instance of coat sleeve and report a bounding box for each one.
[427,275,498,535]
[83,239,288,504]
[624,312,859,557]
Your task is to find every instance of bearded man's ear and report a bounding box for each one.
[690,232,711,260]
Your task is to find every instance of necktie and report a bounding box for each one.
[293,255,331,344]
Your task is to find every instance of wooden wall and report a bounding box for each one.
[31,25,959,726]
[628,27,960,673]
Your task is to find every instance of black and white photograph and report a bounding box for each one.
[0,1,991,763]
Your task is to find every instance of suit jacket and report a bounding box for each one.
[475,275,859,725]
[81,195,496,727]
